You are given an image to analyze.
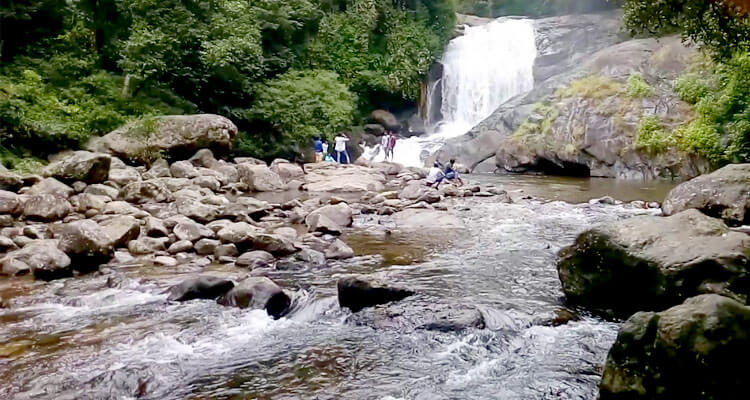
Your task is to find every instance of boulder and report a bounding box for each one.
[0,190,20,214]
[305,203,353,229]
[216,222,259,243]
[217,277,291,318]
[170,160,200,179]
[599,294,750,399]
[399,180,428,200]
[22,194,72,221]
[337,275,414,312]
[43,151,111,184]
[99,216,141,248]
[144,217,169,237]
[1,239,72,280]
[189,149,217,168]
[325,239,355,259]
[247,233,296,256]
[236,250,275,269]
[662,163,750,226]
[194,238,220,255]
[87,114,237,164]
[103,201,149,218]
[306,213,342,235]
[368,110,400,130]
[296,248,326,267]
[167,276,235,302]
[108,166,141,186]
[173,219,214,242]
[26,178,74,197]
[73,193,110,213]
[174,198,220,223]
[347,300,485,332]
[167,240,194,254]
[50,220,113,271]
[84,184,120,200]
[121,180,173,204]
[237,164,285,192]
[304,163,386,193]
[0,169,23,192]
[127,237,169,255]
[214,243,238,258]
[270,160,304,182]
[558,209,750,317]
[142,159,171,179]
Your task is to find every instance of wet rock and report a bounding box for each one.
[144,217,169,237]
[26,178,74,197]
[1,239,72,280]
[558,209,750,317]
[108,166,141,186]
[325,239,354,259]
[368,109,400,130]
[0,190,21,214]
[167,276,235,302]
[167,240,194,254]
[99,216,141,248]
[216,222,258,243]
[217,277,291,318]
[88,114,237,164]
[338,275,414,312]
[194,238,220,255]
[22,194,72,221]
[416,191,441,204]
[214,243,238,258]
[43,151,111,184]
[51,220,114,270]
[296,247,326,266]
[589,196,619,205]
[173,219,214,242]
[248,233,297,256]
[154,255,178,267]
[600,294,750,399]
[0,169,23,192]
[0,236,18,253]
[237,164,285,192]
[122,180,173,204]
[306,203,353,228]
[84,184,120,200]
[128,237,169,255]
[305,213,342,235]
[662,163,750,226]
[236,250,275,269]
[349,300,485,332]
[22,225,47,239]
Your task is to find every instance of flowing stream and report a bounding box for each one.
[0,177,673,400]
[364,19,536,167]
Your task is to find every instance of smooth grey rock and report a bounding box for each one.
[1,239,72,280]
[218,277,291,318]
[43,151,111,184]
[22,194,72,221]
[236,250,275,269]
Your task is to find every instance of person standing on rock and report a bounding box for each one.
[426,162,445,188]
[322,140,329,159]
[388,132,397,161]
[335,133,350,164]
[313,137,324,163]
[381,132,391,160]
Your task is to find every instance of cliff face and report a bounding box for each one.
[433,11,710,180]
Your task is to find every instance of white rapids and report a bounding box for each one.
[364,18,537,167]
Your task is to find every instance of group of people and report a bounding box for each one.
[426,159,464,188]
[380,131,398,161]
[313,133,352,164]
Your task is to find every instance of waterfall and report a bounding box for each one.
[364,18,537,167]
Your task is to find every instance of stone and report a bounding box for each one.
[128,237,169,255]
[167,276,235,302]
[306,213,342,235]
[1,239,72,280]
[270,160,304,182]
[87,114,237,164]
[173,219,214,242]
[122,180,173,203]
[217,277,291,318]
[306,203,353,228]
[599,294,750,399]
[558,209,750,317]
[103,201,149,218]
[71,181,87,193]
[43,151,111,184]
[273,227,297,241]
[194,238,220,255]
[193,176,221,192]
[0,190,21,214]
[142,159,171,179]
[214,243,238,258]
[304,163,386,193]
[167,240,194,254]
[237,164,285,192]
[0,236,18,253]
[108,167,141,186]
[216,222,258,243]
[73,193,110,213]
[144,217,169,237]
[26,178,74,197]
[248,233,297,256]
[337,275,414,312]
[296,248,326,267]
[174,198,220,223]
[84,184,120,200]
[99,216,141,248]
[236,250,275,269]
[189,149,217,168]
[391,209,465,230]
[325,239,354,259]
[0,169,23,192]
[368,109,400,130]
[22,194,72,221]
[50,219,114,271]
[662,163,750,226]
[399,180,427,200]
[170,160,200,179]
[154,256,178,267]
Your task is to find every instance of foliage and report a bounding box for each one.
[626,72,654,98]
[635,115,674,154]
[623,0,750,60]
[556,75,623,99]
[674,72,716,104]
[675,120,724,164]
[0,146,46,173]
[456,0,620,18]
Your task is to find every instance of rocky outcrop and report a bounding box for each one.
[662,163,750,226]
[87,114,237,164]
[43,151,111,184]
[217,277,291,318]
[338,275,414,312]
[51,220,114,271]
[600,294,750,399]
[167,276,235,302]
[557,209,750,317]
[304,163,386,192]
[1,239,72,280]
[237,164,285,192]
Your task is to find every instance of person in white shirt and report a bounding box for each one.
[425,162,445,188]
[381,133,390,160]
[334,133,350,164]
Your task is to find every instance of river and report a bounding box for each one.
[0,176,672,399]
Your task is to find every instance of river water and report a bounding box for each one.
[0,176,671,400]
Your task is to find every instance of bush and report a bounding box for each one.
[676,120,724,164]
[674,72,715,104]
[626,72,654,98]
[635,115,674,154]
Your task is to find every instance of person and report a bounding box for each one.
[426,161,445,188]
[334,133,350,164]
[388,132,397,161]
[381,132,391,160]
[313,137,324,163]
[322,140,329,158]
[444,158,464,185]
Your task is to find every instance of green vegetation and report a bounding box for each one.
[556,75,623,99]
[456,0,620,18]
[635,115,674,155]
[626,72,654,98]
[0,0,456,165]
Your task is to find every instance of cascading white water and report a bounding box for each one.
[364,18,537,167]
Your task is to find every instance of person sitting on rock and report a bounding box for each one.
[444,158,464,186]
[426,162,445,188]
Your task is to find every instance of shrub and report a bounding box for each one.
[626,72,654,98]
[635,115,674,154]
[674,72,715,104]
[676,120,724,164]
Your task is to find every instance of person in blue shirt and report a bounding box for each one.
[313,137,324,163]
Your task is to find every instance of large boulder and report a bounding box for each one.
[558,209,750,317]
[305,203,353,228]
[217,277,291,318]
[0,239,72,280]
[368,110,400,131]
[599,294,750,399]
[167,276,235,302]
[338,275,414,312]
[87,114,237,164]
[26,178,74,197]
[304,163,386,193]
[43,151,111,184]
[662,163,750,226]
[0,190,21,214]
[51,220,114,271]
[270,159,304,182]
[0,168,24,192]
[121,180,173,203]
[237,164,285,192]
[99,216,141,248]
[22,194,72,221]
[236,250,275,269]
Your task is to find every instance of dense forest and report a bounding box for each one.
[0,0,455,169]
